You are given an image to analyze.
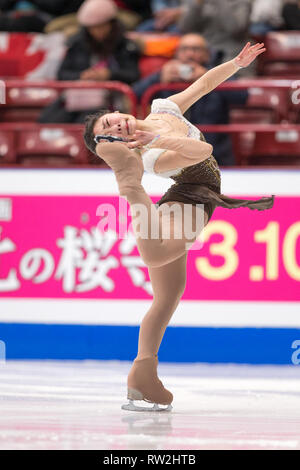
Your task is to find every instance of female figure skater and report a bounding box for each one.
[84,42,274,412]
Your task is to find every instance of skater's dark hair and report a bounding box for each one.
[83,109,110,156]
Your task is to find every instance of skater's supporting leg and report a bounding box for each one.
[124,252,188,409]
[136,252,188,360]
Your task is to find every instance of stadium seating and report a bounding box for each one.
[128,31,179,78]
[258,31,300,77]
[0,130,16,165]
[0,86,58,122]
[16,127,89,166]
[138,56,169,79]
[233,128,300,165]
[230,86,290,124]
[0,30,299,168]
[0,124,108,167]
[1,80,137,123]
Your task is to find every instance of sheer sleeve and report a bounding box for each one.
[147,135,213,160]
[148,98,212,159]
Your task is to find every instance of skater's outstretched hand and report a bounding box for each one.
[234,42,266,68]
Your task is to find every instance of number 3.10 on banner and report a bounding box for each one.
[196,220,300,281]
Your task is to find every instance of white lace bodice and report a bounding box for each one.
[150,98,201,140]
[142,98,201,179]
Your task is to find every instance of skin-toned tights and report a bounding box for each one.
[96,142,208,360]
[95,45,266,363]
[137,251,188,360]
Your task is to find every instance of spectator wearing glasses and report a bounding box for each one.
[133,33,248,166]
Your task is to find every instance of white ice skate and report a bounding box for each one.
[122,356,174,412]
[122,392,173,412]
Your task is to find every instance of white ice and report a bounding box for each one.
[0,360,300,450]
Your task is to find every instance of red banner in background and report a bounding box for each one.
[0,32,65,79]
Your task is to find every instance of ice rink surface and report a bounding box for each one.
[0,360,300,450]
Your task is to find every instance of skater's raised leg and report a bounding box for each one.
[96,142,208,269]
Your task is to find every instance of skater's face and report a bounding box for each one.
[93,112,137,139]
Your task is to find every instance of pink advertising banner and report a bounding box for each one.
[0,194,299,301]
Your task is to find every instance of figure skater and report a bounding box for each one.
[83,42,274,412]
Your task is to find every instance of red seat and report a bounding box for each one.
[230,86,290,124]
[1,86,58,123]
[233,129,300,165]
[0,122,112,167]
[247,87,289,121]
[262,62,300,78]
[16,128,89,166]
[264,31,300,62]
[259,31,300,77]
[0,130,16,164]
[230,109,274,124]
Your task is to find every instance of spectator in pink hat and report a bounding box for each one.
[46,0,140,83]
[39,0,140,124]
[67,0,140,83]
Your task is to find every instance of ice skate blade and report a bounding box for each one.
[121,399,172,412]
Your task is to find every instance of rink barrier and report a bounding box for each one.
[1,323,300,365]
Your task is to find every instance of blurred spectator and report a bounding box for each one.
[39,0,140,124]
[30,0,84,16]
[178,0,251,65]
[282,0,300,30]
[134,33,211,95]
[45,1,152,37]
[137,0,185,32]
[41,1,86,37]
[250,0,284,35]
[133,33,248,166]
[113,0,152,30]
[0,0,85,33]
[60,0,140,82]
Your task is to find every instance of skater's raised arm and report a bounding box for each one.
[168,42,266,114]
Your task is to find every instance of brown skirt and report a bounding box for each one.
[155,182,275,223]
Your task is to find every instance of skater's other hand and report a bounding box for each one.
[126,130,157,149]
[234,42,266,68]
